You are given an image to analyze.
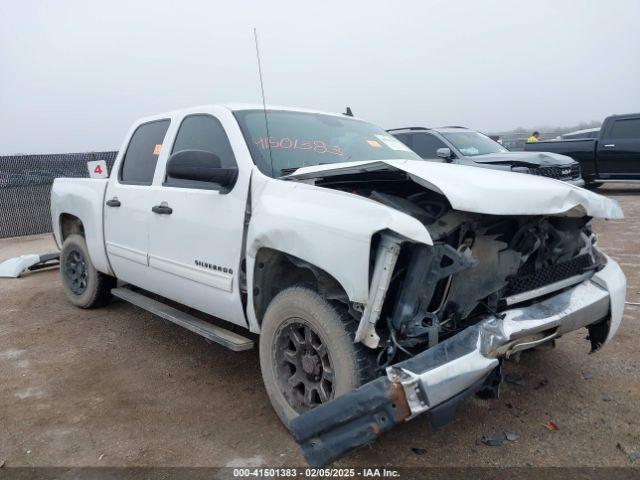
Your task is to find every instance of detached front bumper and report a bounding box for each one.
[290,256,626,466]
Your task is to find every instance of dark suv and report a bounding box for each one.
[389,126,584,186]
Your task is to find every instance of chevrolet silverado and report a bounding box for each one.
[50,104,626,465]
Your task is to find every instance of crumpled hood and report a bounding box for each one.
[285,159,623,219]
[470,151,576,166]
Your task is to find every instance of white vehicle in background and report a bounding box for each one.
[50,104,626,465]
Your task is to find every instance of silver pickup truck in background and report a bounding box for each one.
[50,104,626,465]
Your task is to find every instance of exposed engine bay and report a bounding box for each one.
[281,161,624,467]
[314,170,605,361]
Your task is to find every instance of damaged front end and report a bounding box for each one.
[287,167,626,466]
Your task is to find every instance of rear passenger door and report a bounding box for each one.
[104,119,170,288]
[145,113,250,326]
[597,117,640,179]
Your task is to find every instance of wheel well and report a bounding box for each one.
[253,248,350,325]
[60,214,85,242]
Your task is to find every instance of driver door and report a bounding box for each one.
[144,113,250,326]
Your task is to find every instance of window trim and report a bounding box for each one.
[118,119,171,186]
[608,118,640,140]
[163,113,239,192]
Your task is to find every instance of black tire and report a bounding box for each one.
[585,182,603,190]
[60,234,116,308]
[259,286,376,426]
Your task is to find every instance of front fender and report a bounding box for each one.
[244,176,432,332]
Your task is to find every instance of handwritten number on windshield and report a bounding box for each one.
[254,137,344,156]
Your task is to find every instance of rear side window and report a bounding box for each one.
[391,133,413,148]
[609,118,640,139]
[171,114,237,168]
[120,120,170,185]
[411,133,448,159]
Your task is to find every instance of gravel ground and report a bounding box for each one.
[0,185,638,468]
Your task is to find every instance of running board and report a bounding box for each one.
[111,287,254,351]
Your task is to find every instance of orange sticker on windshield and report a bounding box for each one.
[367,140,382,148]
[153,144,162,155]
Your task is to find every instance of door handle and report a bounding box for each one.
[604,144,615,147]
[152,204,173,215]
[106,198,121,207]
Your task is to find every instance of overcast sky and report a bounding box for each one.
[1,0,639,154]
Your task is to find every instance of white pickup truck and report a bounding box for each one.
[51,104,626,465]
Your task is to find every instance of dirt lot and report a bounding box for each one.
[0,185,639,468]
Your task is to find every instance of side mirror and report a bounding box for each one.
[436,147,453,161]
[166,150,237,188]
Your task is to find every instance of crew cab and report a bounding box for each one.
[51,105,626,465]
[525,113,640,187]
[389,126,584,186]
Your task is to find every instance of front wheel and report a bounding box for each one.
[259,286,376,426]
[60,234,116,308]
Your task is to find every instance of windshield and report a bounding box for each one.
[234,110,421,177]
[441,131,509,157]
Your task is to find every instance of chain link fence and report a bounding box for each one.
[0,152,117,239]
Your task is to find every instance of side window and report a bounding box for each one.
[171,114,237,168]
[120,120,170,185]
[609,118,640,140]
[411,133,448,159]
[391,133,413,149]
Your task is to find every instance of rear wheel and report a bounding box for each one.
[259,286,376,426]
[60,234,116,308]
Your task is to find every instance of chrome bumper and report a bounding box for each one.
[290,256,626,466]
[390,255,625,417]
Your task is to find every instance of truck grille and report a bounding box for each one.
[503,253,594,298]
[529,164,580,180]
